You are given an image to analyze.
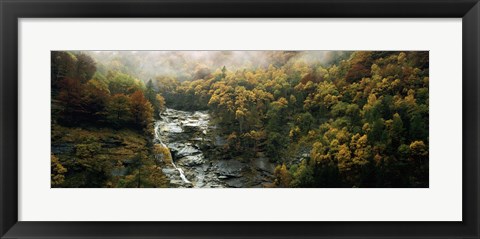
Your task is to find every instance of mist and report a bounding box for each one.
[87,50,351,82]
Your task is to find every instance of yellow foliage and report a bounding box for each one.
[235,109,246,119]
[156,94,166,111]
[289,126,301,139]
[276,97,289,107]
[336,144,352,172]
[153,144,173,164]
[274,164,292,187]
[397,52,407,62]
[51,154,67,187]
[367,93,377,105]
[409,141,428,156]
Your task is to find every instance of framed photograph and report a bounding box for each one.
[1,0,479,238]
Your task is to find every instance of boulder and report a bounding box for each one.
[177,155,204,167]
[176,145,201,157]
[224,178,245,188]
[253,157,275,174]
[214,160,245,177]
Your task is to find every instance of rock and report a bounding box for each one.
[182,125,195,132]
[166,142,184,155]
[224,178,245,188]
[177,145,201,157]
[155,108,274,188]
[178,184,193,188]
[178,155,204,167]
[184,171,196,179]
[162,168,178,176]
[253,157,275,174]
[214,160,245,177]
[204,183,223,188]
[160,122,183,133]
[170,180,186,187]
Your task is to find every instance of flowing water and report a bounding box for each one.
[153,108,275,188]
[153,128,191,184]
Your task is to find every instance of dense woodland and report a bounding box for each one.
[51,51,429,188]
[51,52,168,187]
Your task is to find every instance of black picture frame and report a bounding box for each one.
[1,0,479,238]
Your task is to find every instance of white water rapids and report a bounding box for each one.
[154,121,191,184]
[172,161,191,184]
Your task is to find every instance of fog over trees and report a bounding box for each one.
[51,50,429,188]
[89,51,350,82]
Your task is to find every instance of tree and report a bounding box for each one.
[51,154,67,187]
[388,113,404,149]
[57,77,86,125]
[145,79,165,117]
[221,66,227,79]
[83,79,110,120]
[336,144,352,174]
[51,51,76,92]
[106,94,132,126]
[193,64,211,80]
[409,140,427,157]
[50,50,429,188]
[291,161,314,187]
[408,140,428,186]
[339,134,372,186]
[345,51,373,82]
[75,53,97,83]
[108,71,143,95]
[72,137,109,187]
[130,90,155,134]
[156,94,166,112]
[274,164,292,187]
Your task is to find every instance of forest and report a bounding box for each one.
[51,50,429,188]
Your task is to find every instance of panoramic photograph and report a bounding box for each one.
[51,50,429,188]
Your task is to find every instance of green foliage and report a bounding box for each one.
[51,125,168,188]
[51,154,67,187]
[151,51,429,188]
[106,94,132,125]
[51,51,168,188]
[75,53,97,83]
[51,50,429,188]
[118,152,169,188]
[107,71,144,95]
[274,164,292,187]
[145,79,166,117]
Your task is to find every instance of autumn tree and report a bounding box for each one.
[75,53,97,83]
[106,94,132,126]
[130,90,154,135]
[51,154,67,187]
[274,164,292,187]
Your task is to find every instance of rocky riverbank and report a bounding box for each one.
[154,108,275,188]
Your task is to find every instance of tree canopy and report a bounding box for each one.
[51,50,429,188]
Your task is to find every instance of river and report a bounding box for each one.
[153,108,275,188]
